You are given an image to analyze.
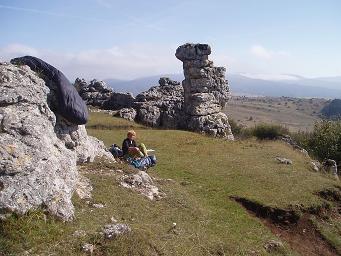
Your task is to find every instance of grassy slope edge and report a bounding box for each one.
[0,112,339,256]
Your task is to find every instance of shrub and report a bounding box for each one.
[290,130,310,149]
[250,123,288,140]
[229,118,243,135]
[321,99,341,120]
[306,120,341,163]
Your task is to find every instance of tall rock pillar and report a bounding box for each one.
[175,43,234,140]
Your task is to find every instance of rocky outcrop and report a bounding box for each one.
[322,159,338,176]
[75,44,234,138]
[120,170,164,200]
[275,157,293,165]
[113,108,137,122]
[279,135,309,156]
[134,77,184,128]
[75,78,134,110]
[102,223,131,239]
[55,118,112,164]
[175,43,234,139]
[0,63,113,220]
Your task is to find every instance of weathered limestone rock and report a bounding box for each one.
[279,135,309,156]
[102,223,131,239]
[120,170,163,200]
[113,107,137,122]
[0,63,77,220]
[74,44,234,139]
[175,43,234,139]
[275,157,293,165]
[75,78,134,110]
[310,160,321,172]
[55,118,112,164]
[322,159,338,176]
[75,175,93,200]
[81,243,94,254]
[0,63,113,220]
[134,77,184,128]
[264,240,284,253]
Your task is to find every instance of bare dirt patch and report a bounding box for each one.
[231,196,339,256]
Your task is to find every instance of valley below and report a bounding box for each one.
[225,96,329,132]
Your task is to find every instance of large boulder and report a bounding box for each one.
[0,62,113,220]
[75,78,135,110]
[134,77,184,128]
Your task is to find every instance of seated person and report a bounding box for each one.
[122,130,148,159]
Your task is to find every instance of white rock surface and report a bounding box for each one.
[120,171,164,200]
[0,63,113,220]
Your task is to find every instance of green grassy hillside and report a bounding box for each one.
[1,112,340,256]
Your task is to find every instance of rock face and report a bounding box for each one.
[134,77,184,128]
[175,43,233,139]
[75,78,134,110]
[113,108,137,122]
[55,118,112,164]
[0,63,113,220]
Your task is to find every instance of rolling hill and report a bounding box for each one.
[104,74,341,98]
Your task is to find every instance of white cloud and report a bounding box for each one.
[0,43,182,80]
[240,73,300,81]
[0,43,39,57]
[250,45,290,60]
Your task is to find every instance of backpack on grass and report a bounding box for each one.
[129,155,157,170]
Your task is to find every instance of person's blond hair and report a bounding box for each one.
[127,130,136,137]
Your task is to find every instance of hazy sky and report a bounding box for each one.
[1,0,340,80]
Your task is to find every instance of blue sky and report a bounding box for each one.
[1,0,340,80]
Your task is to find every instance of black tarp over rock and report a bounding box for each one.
[10,56,88,125]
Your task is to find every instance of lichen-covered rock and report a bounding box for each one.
[0,62,113,220]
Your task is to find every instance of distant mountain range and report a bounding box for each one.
[104,74,341,99]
